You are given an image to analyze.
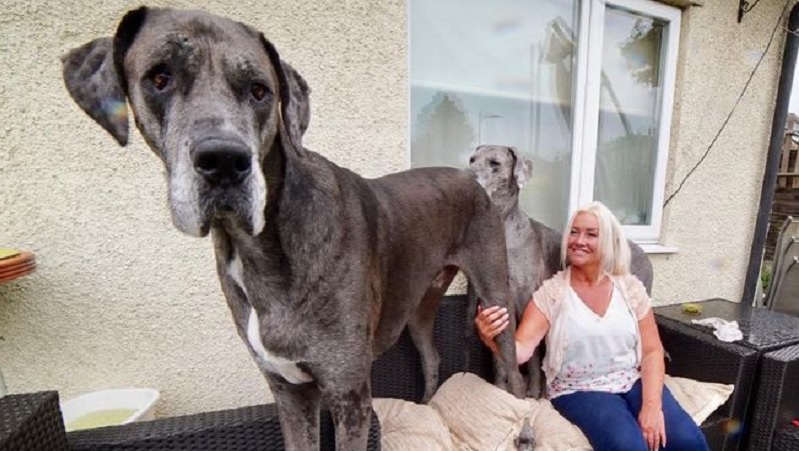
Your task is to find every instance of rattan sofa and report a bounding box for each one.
[373,296,758,451]
[2,295,760,451]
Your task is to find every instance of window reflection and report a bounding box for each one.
[410,0,579,229]
[594,7,665,226]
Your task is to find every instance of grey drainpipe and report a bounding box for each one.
[742,3,799,305]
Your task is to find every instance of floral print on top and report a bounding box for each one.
[547,284,641,399]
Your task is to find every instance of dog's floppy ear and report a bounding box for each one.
[280,61,311,138]
[260,35,310,157]
[60,7,148,146]
[508,146,533,189]
[62,37,129,146]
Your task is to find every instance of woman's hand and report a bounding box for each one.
[474,305,509,351]
[638,403,666,451]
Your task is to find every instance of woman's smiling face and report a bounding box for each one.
[567,212,602,269]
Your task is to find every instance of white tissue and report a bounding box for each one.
[690,317,743,342]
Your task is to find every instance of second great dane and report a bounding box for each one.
[468,144,654,397]
[61,7,524,450]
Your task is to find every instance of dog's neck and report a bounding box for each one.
[216,140,345,294]
[494,185,523,221]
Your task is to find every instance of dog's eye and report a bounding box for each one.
[489,160,500,168]
[151,72,172,91]
[251,83,269,102]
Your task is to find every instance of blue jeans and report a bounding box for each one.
[551,380,708,451]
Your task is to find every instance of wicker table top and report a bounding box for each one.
[655,298,799,352]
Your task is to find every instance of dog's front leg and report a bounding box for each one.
[525,350,544,398]
[265,376,321,451]
[327,378,372,450]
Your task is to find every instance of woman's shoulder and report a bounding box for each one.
[533,270,569,319]
[612,272,652,317]
[613,272,647,294]
[536,269,569,299]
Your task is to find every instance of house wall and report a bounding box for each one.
[0,0,787,416]
[654,0,787,305]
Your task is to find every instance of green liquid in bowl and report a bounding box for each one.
[66,408,138,431]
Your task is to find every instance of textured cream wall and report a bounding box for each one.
[652,0,789,305]
[0,0,787,417]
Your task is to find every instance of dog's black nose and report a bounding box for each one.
[192,141,252,186]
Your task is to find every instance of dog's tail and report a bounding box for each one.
[513,417,536,451]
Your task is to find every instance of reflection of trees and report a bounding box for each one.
[620,19,663,87]
[411,92,475,168]
[542,17,576,134]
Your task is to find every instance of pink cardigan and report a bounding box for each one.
[532,268,653,387]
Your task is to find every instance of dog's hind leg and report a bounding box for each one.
[469,273,524,397]
[265,376,322,451]
[464,280,479,369]
[458,209,525,397]
[459,263,524,397]
[409,265,458,403]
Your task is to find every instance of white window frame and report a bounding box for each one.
[571,0,681,243]
[407,0,681,245]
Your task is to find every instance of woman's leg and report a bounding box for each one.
[551,391,647,451]
[623,380,709,451]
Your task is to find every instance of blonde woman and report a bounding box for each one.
[476,202,707,451]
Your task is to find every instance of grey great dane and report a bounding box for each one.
[61,7,524,450]
[468,144,654,397]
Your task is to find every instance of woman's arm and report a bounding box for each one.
[474,300,549,365]
[638,309,667,450]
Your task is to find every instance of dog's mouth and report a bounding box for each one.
[165,135,267,238]
[167,173,265,238]
[201,184,257,228]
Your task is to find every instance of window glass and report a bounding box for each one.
[593,6,665,226]
[410,0,680,242]
[410,0,580,229]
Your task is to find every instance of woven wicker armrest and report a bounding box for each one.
[656,315,758,451]
[747,343,799,451]
[67,403,380,451]
[0,391,68,451]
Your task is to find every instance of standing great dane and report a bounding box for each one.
[468,144,654,397]
[61,7,524,450]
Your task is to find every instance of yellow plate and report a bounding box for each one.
[0,248,20,261]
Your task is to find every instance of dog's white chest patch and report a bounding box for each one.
[228,257,311,384]
[246,308,312,384]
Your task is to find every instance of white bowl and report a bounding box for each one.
[60,388,160,432]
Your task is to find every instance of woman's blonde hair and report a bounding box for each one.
[560,201,631,276]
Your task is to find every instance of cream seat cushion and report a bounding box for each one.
[429,373,591,451]
[663,375,734,425]
[372,398,454,451]
[373,372,734,450]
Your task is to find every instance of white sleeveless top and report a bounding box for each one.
[547,284,641,399]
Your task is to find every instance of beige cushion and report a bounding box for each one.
[374,372,734,451]
[664,375,734,425]
[429,373,591,451]
[372,398,454,451]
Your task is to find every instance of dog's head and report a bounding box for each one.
[61,7,310,237]
[468,145,533,202]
